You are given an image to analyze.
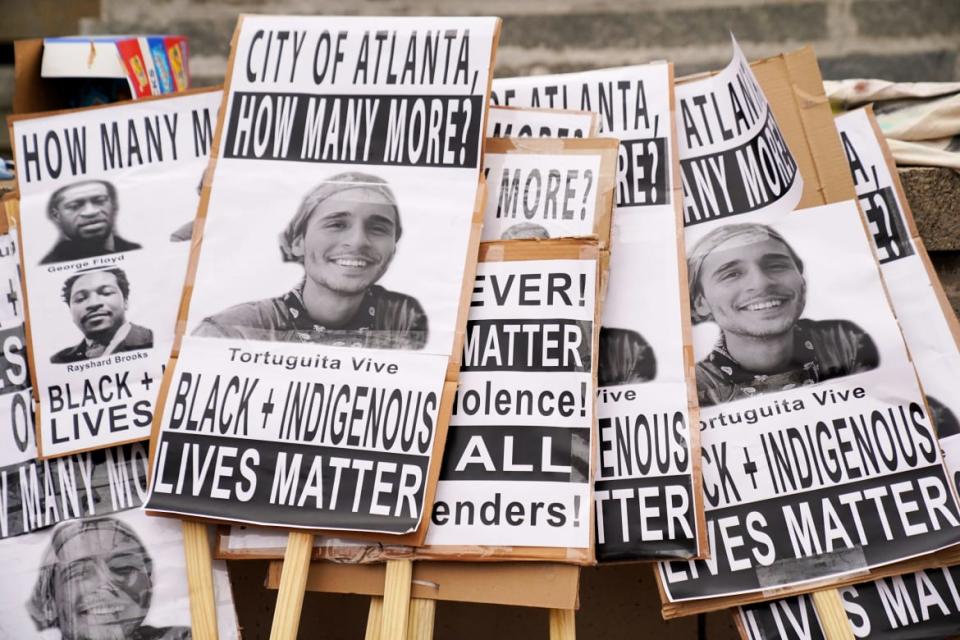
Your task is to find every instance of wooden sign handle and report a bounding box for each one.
[549,608,576,640]
[381,559,414,639]
[365,597,384,640]
[812,588,854,640]
[270,531,315,640]
[181,520,219,640]
[407,597,436,639]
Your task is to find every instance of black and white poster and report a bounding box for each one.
[493,61,704,561]
[481,139,616,242]
[732,105,960,640]
[146,16,500,534]
[659,199,960,602]
[486,105,597,139]
[10,90,222,458]
[424,257,596,551]
[674,39,803,226]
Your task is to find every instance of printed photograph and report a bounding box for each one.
[193,171,429,350]
[688,222,880,407]
[598,327,657,386]
[41,179,143,265]
[51,267,153,364]
[27,517,190,640]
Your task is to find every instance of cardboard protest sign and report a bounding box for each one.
[486,105,598,139]
[730,105,960,640]
[419,243,600,561]
[657,45,960,611]
[0,228,240,638]
[660,199,960,607]
[481,138,617,242]
[7,89,222,458]
[216,139,614,562]
[146,16,501,540]
[492,61,706,562]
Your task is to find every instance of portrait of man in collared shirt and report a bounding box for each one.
[27,517,190,640]
[193,171,428,350]
[687,222,879,407]
[50,267,153,364]
[41,180,142,265]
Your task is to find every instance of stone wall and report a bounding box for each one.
[82,0,960,85]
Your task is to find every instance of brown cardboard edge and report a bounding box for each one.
[265,560,582,610]
[666,61,709,562]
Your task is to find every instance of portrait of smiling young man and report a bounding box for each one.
[41,180,143,265]
[27,517,190,640]
[194,171,428,349]
[51,267,154,364]
[688,222,880,407]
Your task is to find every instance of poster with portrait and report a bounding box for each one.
[492,61,706,561]
[481,138,617,242]
[486,105,598,139]
[8,89,223,458]
[146,16,500,538]
[658,198,960,606]
[0,507,240,640]
[729,105,960,640]
[657,41,960,611]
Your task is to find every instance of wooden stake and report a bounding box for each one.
[270,531,314,640]
[181,520,218,640]
[407,597,436,640]
[380,559,414,640]
[548,608,576,640]
[812,589,854,640]
[365,597,384,640]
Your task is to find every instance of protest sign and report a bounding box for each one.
[486,105,598,139]
[657,43,960,614]
[660,199,960,608]
[420,243,600,561]
[481,138,617,242]
[729,105,960,640]
[0,226,240,638]
[146,16,501,541]
[492,61,706,562]
[7,89,222,458]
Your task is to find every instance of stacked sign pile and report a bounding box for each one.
[3,18,960,640]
